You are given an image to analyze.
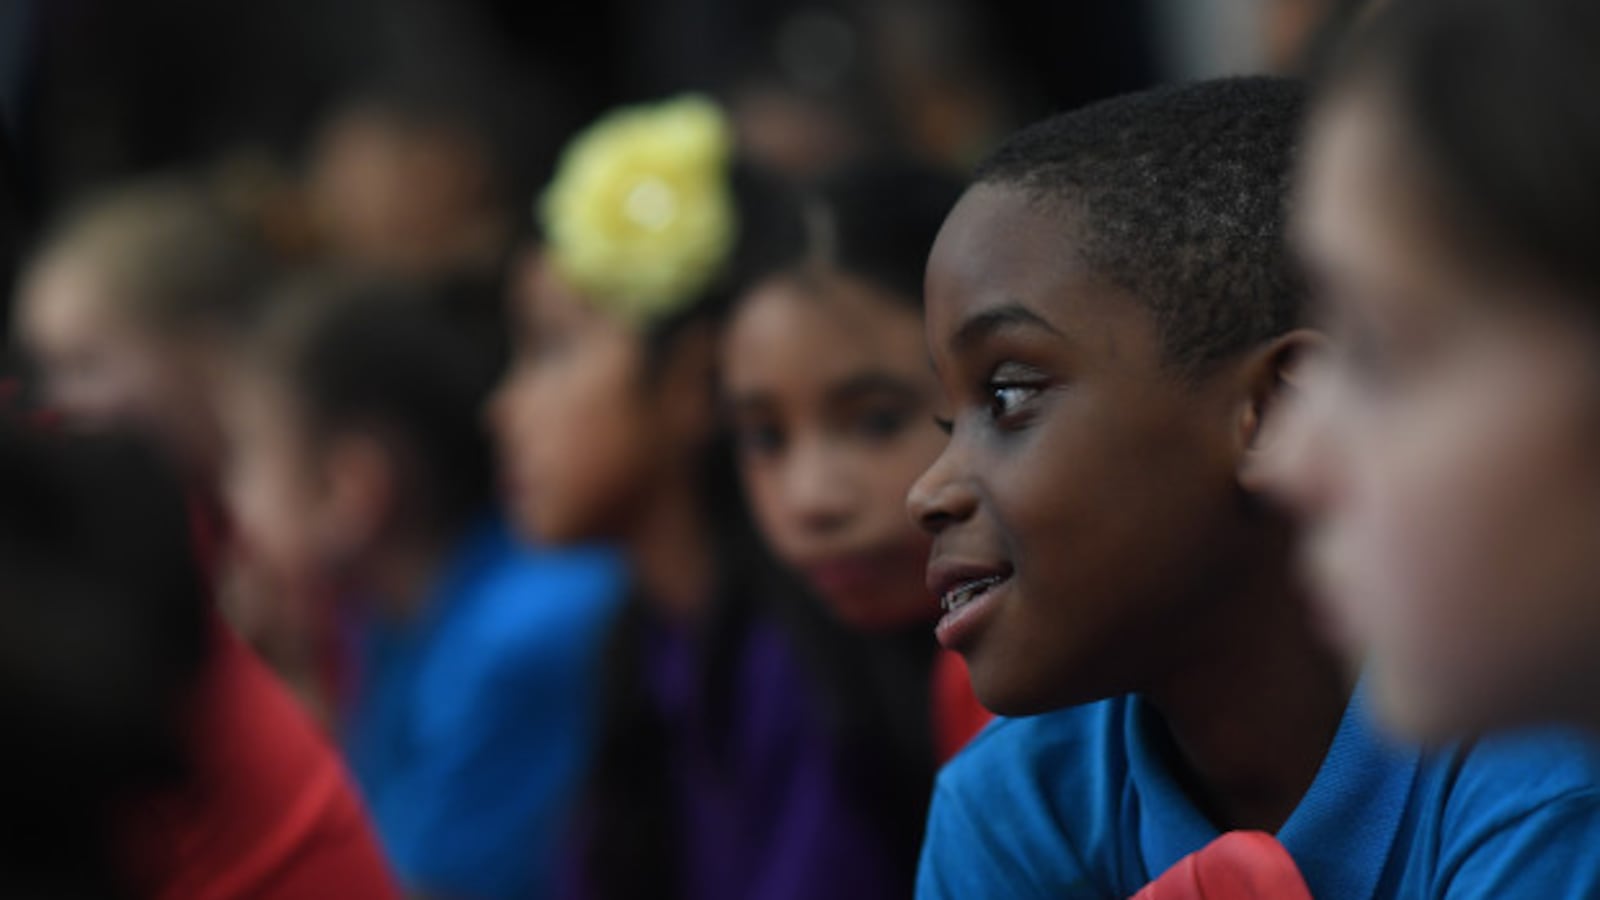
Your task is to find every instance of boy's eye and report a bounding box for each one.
[983,362,1050,425]
[988,384,1037,417]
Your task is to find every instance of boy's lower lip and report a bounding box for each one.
[934,575,1011,650]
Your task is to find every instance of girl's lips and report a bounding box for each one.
[803,558,883,596]
[801,544,925,596]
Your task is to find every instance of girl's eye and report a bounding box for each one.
[854,406,911,442]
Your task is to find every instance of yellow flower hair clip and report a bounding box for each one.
[539,95,737,326]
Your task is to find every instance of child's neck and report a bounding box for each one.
[1144,560,1352,834]
[624,476,717,622]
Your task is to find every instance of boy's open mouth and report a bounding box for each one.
[928,562,1015,650]
[940,574,1010,614]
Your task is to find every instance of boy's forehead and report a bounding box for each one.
[928,184,1127,336]
[934,186,1089,289]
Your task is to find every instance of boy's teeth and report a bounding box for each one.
[941,575,1003,612]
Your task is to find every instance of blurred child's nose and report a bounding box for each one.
[784,437,855,534]
[907,440,976,535]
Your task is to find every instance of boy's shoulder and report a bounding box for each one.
[937,696,1139,830]
[1424,725,1600,840]
[1389,726,1600,896]
[922,697,1145,898]
[1458,724,1600,789]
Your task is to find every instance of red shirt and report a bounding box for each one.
[931,650,993,763]
[122,614,400,900]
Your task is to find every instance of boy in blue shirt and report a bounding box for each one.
[225,279,625,899]
[908,77,1600,897]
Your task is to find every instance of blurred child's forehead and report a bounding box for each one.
[20,255,131,337]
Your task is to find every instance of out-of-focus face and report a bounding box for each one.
[1266,91,1600,738]
[306,108,491,278]
[490,253,662,544]
[723,272,942,630]
[908,184,1258,716]
[221,369,328,588]
[18,258,222,476]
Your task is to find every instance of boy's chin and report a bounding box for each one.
[966,655,1109,718]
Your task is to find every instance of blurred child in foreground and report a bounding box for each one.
[1268,0,1600,741]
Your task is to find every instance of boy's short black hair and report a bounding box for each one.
[975,76,1307,376]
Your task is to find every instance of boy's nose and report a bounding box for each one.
[907,442,976,534]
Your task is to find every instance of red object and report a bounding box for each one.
[121,614,401,900]
[1131,831,1314,900]
[931,650,993,762]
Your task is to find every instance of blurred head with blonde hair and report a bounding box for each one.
[15,177,266,479]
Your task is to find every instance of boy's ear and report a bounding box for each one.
[1236,328,1327,493]
[318,431,398,560]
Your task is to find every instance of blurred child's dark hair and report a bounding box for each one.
[735,157,965,310]
[1328,0,1600,305]
[249,276,504,539]
[974,77,1308,378]
[0,411,209,898]
[634,157,962,375]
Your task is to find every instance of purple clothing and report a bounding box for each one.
[564,614,910,900]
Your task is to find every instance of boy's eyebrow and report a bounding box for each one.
[950,302,1064,352]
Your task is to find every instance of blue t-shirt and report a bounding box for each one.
[918,690,1600,899]
[344,519,625,900]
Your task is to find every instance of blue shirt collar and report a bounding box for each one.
[1127,684,1420,900]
